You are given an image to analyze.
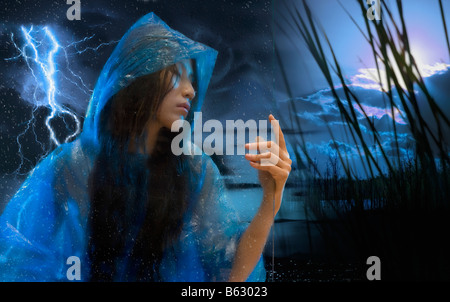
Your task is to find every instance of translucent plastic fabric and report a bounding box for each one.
[0,12,265,281]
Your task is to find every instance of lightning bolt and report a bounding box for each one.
[5,25,118,175]
[15,25,81,147]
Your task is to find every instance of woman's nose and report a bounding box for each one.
[182,79,196,101]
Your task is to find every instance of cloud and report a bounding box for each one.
[353,103,407,125]
[350,62,450,92]
[289,84,408,129]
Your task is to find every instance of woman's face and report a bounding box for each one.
[156,59,196,130]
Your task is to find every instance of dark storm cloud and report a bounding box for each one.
[0,0,129,115]
[2,23,117,115]
[328,140,354,154]
[419,69,450,142]
[0,88,52,175]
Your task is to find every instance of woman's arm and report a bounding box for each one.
[228,114,291,282]
[228,191,280,282]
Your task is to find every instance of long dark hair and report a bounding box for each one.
[87,65,190,281]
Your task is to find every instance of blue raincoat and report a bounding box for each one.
[0,13,265,282]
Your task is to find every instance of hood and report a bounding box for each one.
[81,12,218,147]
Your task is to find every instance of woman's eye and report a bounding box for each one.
[172,75,181,87]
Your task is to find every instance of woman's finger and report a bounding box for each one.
[248,161,290,182]
[245,152,291,172]
[269,114,287,152]
[245,141,290,162]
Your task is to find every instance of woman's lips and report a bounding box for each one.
[177,102,190,114]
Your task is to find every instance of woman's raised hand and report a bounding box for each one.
[244,114,292,214]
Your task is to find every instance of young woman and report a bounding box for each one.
[0,13,291,282]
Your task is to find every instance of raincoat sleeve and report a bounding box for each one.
[0,140,90,281]
[191,151,266,282]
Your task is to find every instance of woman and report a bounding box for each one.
[0,13,291,282]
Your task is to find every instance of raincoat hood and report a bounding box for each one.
[82,12,218,147]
